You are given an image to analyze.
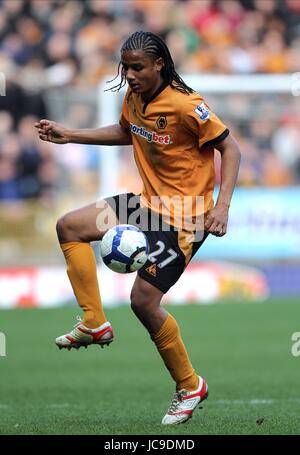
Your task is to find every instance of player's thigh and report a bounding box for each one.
[130,274,164,309]
[57,199,119,242]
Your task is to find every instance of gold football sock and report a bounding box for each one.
[60,242,106,329]
[151,313,199,392]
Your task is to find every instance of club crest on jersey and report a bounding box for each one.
[195,103,210,120]
[156,116,167,130]
[130,123,172,145]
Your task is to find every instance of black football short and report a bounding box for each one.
[104,193,209,294]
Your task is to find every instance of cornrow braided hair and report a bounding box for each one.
[106,31,194,94]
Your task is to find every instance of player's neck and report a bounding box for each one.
[141,76,165,103]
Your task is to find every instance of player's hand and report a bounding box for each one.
[204,204,229,237]
[34,119,70,144]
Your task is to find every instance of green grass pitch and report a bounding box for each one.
[0,299,300,435]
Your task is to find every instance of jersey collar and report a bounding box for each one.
[142,79,169,114]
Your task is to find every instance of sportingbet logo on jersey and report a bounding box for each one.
[194,103,210,120]
[130,123,172,145]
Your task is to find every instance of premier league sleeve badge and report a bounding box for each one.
[194,103,210,120]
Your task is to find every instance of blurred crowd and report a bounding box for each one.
[0,0,300,201]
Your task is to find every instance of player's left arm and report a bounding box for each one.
[204,134,241,237]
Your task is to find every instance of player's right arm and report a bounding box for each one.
[34,119,132,146]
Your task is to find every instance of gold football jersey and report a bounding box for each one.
[120,83,229,229]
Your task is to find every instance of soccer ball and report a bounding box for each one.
[100,224,149,273]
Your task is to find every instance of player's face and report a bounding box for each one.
[121,50,164,101]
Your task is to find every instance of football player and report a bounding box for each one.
[35,31,241,425]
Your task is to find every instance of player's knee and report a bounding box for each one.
[130,288,149,314]
[56,212,77,242]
